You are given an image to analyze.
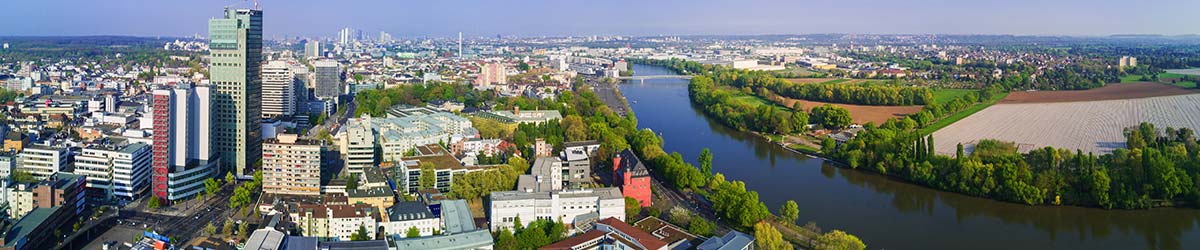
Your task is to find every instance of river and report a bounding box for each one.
[619,64,1200,250]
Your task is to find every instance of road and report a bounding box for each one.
[584,76,631,117]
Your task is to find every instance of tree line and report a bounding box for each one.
[826,121,1200,209]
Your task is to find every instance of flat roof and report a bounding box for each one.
[392,229,494,250]
[440,199,476,234]
[3,207,58,246]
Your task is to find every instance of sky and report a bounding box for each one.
[2,0,1198,38]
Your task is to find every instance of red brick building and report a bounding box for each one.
[612,149,651,207]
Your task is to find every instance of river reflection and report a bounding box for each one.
[621,64,1200,250]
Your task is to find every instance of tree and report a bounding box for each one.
[351,225,372,241]
[810,104,852,129]
[668,207,692,226]
[406,226,421,238]
[699,148,713,176]
[225,171,236,184]
[494,227,517,250]
[346,173,359,190]
[204,178,220,196]
[562,115,589,142]
[780,200,799,223]
[147,196,161,209]
[10,170,35,183]
[222,220,234,237]
[816,230,866,250]
[754,221,792,250]
[624,197,641,221]
[419,162,436,190]
[203,222,217,235]
[688,215,715,237]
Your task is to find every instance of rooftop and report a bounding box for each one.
[440,199,476,234]
[388,201,434,222]
[392,228,494,250]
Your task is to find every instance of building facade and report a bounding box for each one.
[15,145,69,180]
[613,149,651,207]
[314,60,341,99]
[152,83,219,201]
[488,187,625,232]
[261,60,297,119]
[209,7,264,178]
[262,134,321,196]
[474,62,506,89]
[74,142,152,200]
[340,118,376,174]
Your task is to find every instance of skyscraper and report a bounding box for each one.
[314,60,341,99]
[262,60,296,119]
[304,40,320,58]
[152,83,218,201]
[208,7,263,178]
[474,62,506,89]
[339,27,352,45]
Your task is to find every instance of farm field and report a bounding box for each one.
[1122,70,1198,88]
[760,91,922,124]
[999,82,1195,104]
[931,88,975,104]
[785,78,838,84]
[932,93,1200,155]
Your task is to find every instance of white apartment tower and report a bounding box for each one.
[262,60,297,119]
[152,83,219,201]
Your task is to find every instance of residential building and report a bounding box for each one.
[392,199,493,250]
[488,187,625,231]
[290,203,380,241]
[15,145,69,180]
[478,108,562,124]
[3,133,27,152]
[6,173,85,218]
[381,201,439,238]
[341,117,376,174]
[560,141,597,189]
[474,62,506,89]
[262,60,297,119]
[1119,56,1138,69]
[393,144,492,194]
[209,7,264,178]
[0,154,14,182]
[74,141,152,200]
[262,134,321,196]
[314,60,341,99]
[152,83,219,201]
[613,149,651,207]
[362,113,474,162]
[0,206,75,250]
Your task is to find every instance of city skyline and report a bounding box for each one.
[2,0,1199,38]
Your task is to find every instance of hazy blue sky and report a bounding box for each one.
[3,0,1198,38]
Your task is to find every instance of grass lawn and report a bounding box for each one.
[918,92,1009,135]
[732,93,789,109]
[931,88,975,104]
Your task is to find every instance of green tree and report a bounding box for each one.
[222,220,234,237]
[624,197,641,221]
[147,196,161,209]
[346,173,359,190]
[687,215,715,237]
[204,178,220,196]
[351,225,372,241]
[494,227,517,250]
[780,200,799,223]
[419,162,436,190]
[203,222,217,235]
[237,222,250,238]
[406,226,421,238]
[225,171,236,184]
[754,221,793,250]
[816,230,866,250]
[699,148,713,176]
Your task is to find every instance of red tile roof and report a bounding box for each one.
[598,217,668,250]
[540,230,607,250]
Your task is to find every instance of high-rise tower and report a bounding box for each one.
[208,7,263,178]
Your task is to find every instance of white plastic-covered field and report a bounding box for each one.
[932,94,1200,155]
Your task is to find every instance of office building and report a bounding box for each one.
[152,83,219,201]
[262,134,321,196]
[474,62,506,89]
[262,60,297,119]
[314,60,341,99]
[489,187,624,232]
[362,112,474,162]
[209,7,264,178]
[393,200,493,250]
[15,145,69,180]
[74,141,152,200]
[340,117,376,174]
[304,40,320,58]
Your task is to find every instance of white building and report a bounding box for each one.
[262,60,297,119]
[16,145,70,180]
[382,201,440,238]
[365,113,474,162]
[151,83,218,201]
[488,187,625,232]
[262,134,321,196]
[74,141,152,200]
[340,117,376,174]
[290,203,379,241]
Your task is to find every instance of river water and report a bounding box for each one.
[619,64,1200,250]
